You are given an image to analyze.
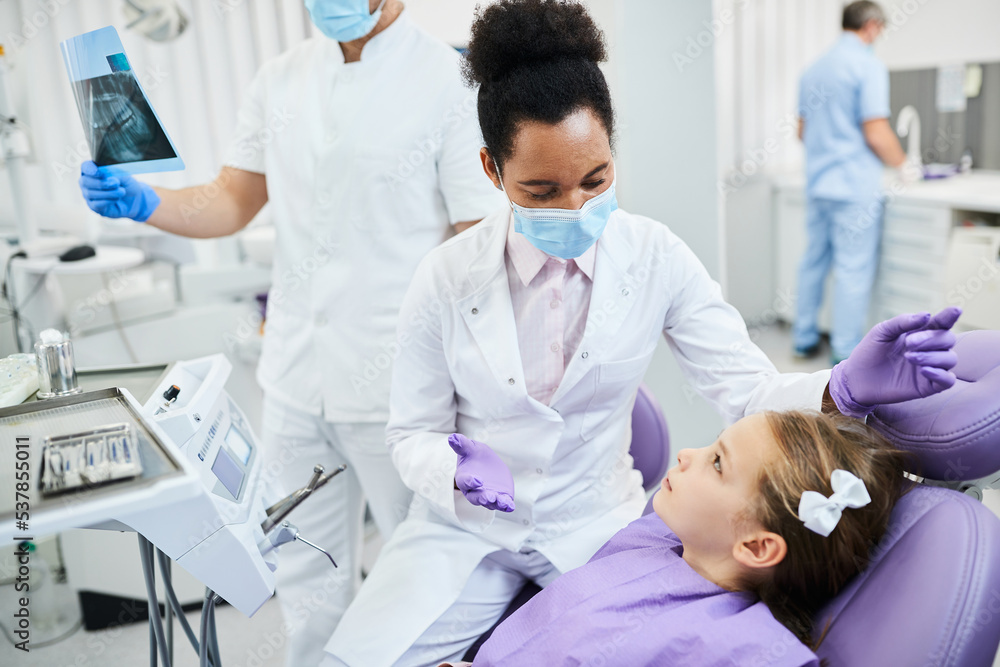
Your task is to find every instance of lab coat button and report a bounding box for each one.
[522,519,529,526]
[549,300,559,309]
[581,351,588,359]
[471,307,478,315]
[621,288,630,296]
[508,378,515,385]
[535,468,543,474]
[550,342,560,352]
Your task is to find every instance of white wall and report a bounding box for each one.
[600,0,728,452]
[876,0,1000,71]
[712,0,843,324]
[405,0,480,47]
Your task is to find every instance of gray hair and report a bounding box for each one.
[842,1,886,30]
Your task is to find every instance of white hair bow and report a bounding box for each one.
[798,469,871,537]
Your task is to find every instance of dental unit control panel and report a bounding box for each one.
[134,353,343,616]
[124,354,277,616]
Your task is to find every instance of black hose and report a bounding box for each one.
[199,589,214,667]
[208,593,222,667]
[156,549,209,661]
[138,536,169,666]
[149,615,157,667]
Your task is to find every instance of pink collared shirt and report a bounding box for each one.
[505,214,597,406]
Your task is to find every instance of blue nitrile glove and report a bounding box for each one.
[79,160,161,222]
[448,433,515,512]
[830,307,962,418]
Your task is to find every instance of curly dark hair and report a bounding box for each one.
[462,0,615,169]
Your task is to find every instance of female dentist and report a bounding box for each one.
[323,1,960,665]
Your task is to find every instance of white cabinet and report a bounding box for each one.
[773,188,952,331]
[944,227,1000,330]
[773,173,1000,334]
[871,203,951,322]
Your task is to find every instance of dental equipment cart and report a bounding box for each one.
[0,354,342,666]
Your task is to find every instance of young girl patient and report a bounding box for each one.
[443,409,908,666]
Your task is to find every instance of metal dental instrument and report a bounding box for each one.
[261,521,338,568]
[260,463,347,535]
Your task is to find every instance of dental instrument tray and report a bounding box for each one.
[0,387,196,542]
[39,422,144,496]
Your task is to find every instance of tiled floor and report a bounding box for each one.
[4,323,999,666]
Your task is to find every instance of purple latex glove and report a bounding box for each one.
[830,307,962,418]
[448,433,515,512]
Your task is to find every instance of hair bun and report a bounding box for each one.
[464,0,608,86]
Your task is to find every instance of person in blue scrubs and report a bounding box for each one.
[794,1,907,364]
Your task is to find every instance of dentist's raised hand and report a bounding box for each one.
[830,306,962,418]
[79,160,160,221]
[449,433,515,512]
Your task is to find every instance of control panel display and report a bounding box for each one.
[225,425,253,465]
[211,448,243,498]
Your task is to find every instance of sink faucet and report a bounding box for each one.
[896,105,922,167]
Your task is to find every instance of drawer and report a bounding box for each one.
[882,229,949,260]
[883,203,951,237]
[878,254,944,289]
[873,290,942,321]
[876,276,941,305]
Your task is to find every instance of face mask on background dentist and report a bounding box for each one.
[486,107,617,260]
[305,0,388,43]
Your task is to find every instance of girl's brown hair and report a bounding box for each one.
[741,410,910,647]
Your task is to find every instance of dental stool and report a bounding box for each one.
[815,329,1000,666]
[461,383,670,661]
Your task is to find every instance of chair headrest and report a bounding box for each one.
[630,384,670,492]
[868,330,1000,481]
[814,484,1000,666]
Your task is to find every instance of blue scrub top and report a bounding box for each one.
[799,32,890,202]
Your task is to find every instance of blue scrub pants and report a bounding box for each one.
[792,195,884,360]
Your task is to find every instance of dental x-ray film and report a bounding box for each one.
[60,26,184,174]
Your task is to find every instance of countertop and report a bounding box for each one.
[770,169,1000,214]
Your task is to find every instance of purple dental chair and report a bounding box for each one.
[815,329,1000,666]
[466,331,1000,664]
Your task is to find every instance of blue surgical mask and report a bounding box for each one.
[305,0,387,43]
[495,160,617,260]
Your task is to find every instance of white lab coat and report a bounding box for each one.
[328,207,832,665]
[225,11,504,422]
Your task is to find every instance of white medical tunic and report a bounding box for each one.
[225,11,503,421]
